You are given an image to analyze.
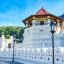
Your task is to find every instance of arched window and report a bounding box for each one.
[40,21,44,25]
[8,43,11,48]
[41,57,42,59]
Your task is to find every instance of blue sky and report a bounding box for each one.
[0,0,64,26]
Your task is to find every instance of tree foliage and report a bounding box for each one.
[0,26,24,43]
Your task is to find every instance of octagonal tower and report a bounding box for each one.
[22,8,64,48]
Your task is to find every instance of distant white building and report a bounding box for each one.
[0,35,13,49]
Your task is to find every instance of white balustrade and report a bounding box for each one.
[0,48,63,64]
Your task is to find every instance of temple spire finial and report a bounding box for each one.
[42,6,44,9]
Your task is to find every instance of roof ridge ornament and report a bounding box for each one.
[42,6,44,9]
[42,6,43,9]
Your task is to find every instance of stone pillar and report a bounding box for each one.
[57,19,60,27]
[47,16,51,25]
[32,16,36,26]
[55,19,61,34]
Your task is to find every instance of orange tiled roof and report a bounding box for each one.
[35,7,50,15]
[23,8,64,25]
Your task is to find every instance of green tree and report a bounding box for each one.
[0,26,24,42]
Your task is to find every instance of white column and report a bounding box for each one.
[32,20,36,26]
[32,16,36,26]
[47,16,51,25]
[56,19,61,33]
[57,19,60,27]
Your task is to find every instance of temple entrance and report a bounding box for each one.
[40,21,44,25]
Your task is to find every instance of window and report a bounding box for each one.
[41,57,42,59]
[40,21,44,25]
[62,60,63,62]
[35,56,36,59]
[56,58,59,61]
[8,43,11,48]
[48,58,50,60]
[57,51,58,53]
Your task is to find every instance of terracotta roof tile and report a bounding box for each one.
[35,8,50,15]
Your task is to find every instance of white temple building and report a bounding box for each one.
[20,8,64,64]
[22,8,64,48]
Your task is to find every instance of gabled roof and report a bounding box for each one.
[35,7,50,15]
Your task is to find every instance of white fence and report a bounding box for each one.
[0,48,64,64]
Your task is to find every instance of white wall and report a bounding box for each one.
[0,48,64,64]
